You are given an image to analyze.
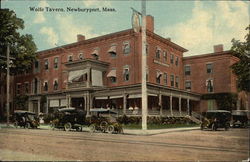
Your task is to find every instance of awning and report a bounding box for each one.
[108,46,116,54]
[107,69,116,77]
[68,69,88,82]
[91,49,99,56]
[157,71,163,78]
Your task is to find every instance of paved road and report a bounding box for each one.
[0,128,249,161]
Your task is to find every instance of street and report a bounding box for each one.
[0,127,249,161]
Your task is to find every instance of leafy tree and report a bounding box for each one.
[0,9,37,74]
[231,25,250,92]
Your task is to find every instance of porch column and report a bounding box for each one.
[37,99,41,115]
[179,96,181,116]
[86,92,90,116]
[123,94,127,115]
[170,94,173,116]
[187,98,190,116]
[89,94,93,116]
[66,94,71,108]
[28,100,32,112]
[45,97,48,114]
[87,67,91,88]
[159,94,162,116]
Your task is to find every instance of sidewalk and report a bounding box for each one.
[0,123,200,135]
[123,127,200,135]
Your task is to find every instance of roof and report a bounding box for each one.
[14,110,36,115]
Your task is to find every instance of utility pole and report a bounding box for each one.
[141,0,147,131]
[6,44,10,126]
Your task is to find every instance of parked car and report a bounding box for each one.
[13,110,39,129]
[200,110,231,131]
[88,108,123,134]
[231,110,249,128]
[50,107,86,131]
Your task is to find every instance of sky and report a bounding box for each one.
[2,0,250,56]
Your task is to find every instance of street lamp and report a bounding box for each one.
[131,0,147,131]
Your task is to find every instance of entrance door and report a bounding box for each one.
[71,98,85,110]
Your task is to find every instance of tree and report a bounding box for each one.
[231,25,250,92]
[0,9,37,74]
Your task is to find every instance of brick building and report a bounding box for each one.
[9,15,249,117]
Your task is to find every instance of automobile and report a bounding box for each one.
[200,110,231,131]
[88,108,123,134]
[231,110,249,128]
[50,107,87,131]
[13,110,39,129]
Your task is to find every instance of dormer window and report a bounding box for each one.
[68,55,73,62]
[108,44,117,58]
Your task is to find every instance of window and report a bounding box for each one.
[108,45,117,58]
[92,48,99,60]
[175,76,179,88]
[163,73,167,85]
[175,57,179,66]
[185,65,191,75]
[170,75,174,87]
[44,81,48,91]
[185,81,191,91]
[123,42,130,54]
[155,47,161,59]
[206,79,213,92]
[68,55,73,62]
[24,82,29,94]
[170,54,174,64]
[123,66,130,81]
[156,71,162,84]
[79,53,83,60]
[163,51,167,62]
[35,60,39,69]
[54,80,58,90]
[16,83,21,95]
[44,59,49,70]
[146,44,149,55]
[110,77,116,83]
[207,63,213,74]
[54,57,58,69]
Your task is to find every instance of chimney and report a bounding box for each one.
[214,44,224,53]
[77,34,85,42]
[146,15,154,32]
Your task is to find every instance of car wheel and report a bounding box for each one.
[89,124,96,133]
[212,123,217,131]
[107,125,114,134]
[14,122,18,128]
[200,124,204,130]
[25,122,31,129]
[225,123,230,131]
[64,122,72,131]
[100,121,108,133]
[76,126,83,132]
